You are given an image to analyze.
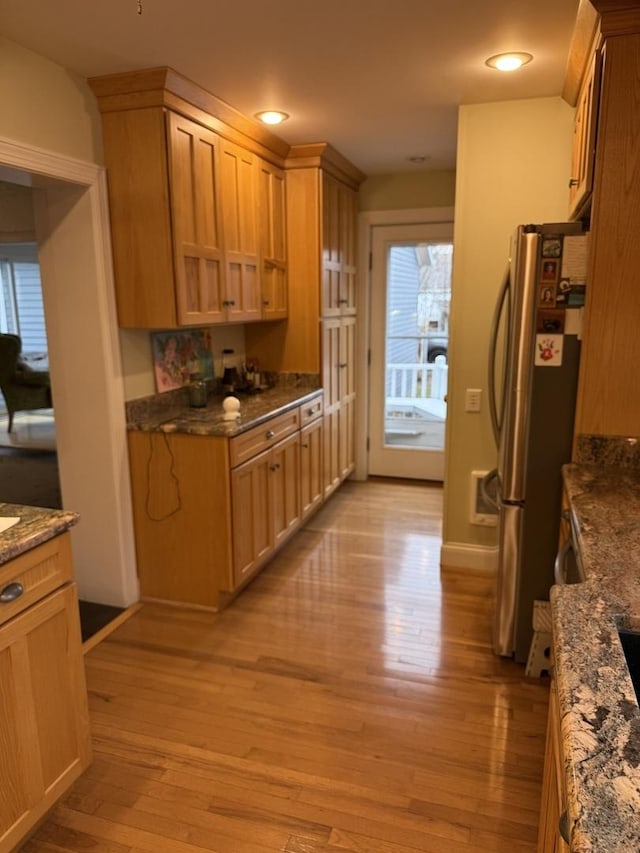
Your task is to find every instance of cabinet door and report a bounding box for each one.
[259,160,288,320]
[167,112,226,325]
[0,582,91,853]
[270,432,301,548]
[322,318,341,410]
[537,680,570,853]
[300,418,324,520]
[231,448,272,586]
[220,140,261,323]
[568,49,602,221]
[323,409,341,499]
[339,182,358,315]
[321,172,342,316]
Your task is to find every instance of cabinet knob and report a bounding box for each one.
[270,463,281,471]
[301,442,309,448]
[263,300,270,306]
[266,430,275,439]
[568,177,579,188]
[338,298,348,305]
[339,363,348,369]
[0,582,24,603]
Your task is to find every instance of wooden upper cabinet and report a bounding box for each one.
[321,173,357,317]
[89,67,289,329]
[570,5,640,437]
[99,107,178,328]
[568,47,602,220]
[167,112,226,325]
[259,159,288,320]
[219,140,261,323]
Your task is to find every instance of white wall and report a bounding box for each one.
[441,96,574,570]
[0,37,138,606]
[0,36,103,164]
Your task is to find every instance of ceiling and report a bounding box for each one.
[0,0,581,176]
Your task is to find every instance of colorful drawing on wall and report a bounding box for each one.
[151,329,214,392]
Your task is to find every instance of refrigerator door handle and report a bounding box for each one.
[488,267,511,448]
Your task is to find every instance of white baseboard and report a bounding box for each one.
[440,542,498,574]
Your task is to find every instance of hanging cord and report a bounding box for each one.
[145,429,182,522]
[137,0,143,14]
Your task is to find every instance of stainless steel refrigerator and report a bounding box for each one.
[487,222,588,662]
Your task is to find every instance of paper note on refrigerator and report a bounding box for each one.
[561,235,588,283]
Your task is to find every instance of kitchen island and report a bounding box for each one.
[0,503,90,853]
[549,437,640,852]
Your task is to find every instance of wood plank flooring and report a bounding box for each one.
[23,478,549,853]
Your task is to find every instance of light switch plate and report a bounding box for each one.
[465,388,482,413]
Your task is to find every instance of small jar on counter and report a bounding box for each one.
[188,374,208,408]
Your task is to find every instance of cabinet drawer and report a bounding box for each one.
[0,533,73,627]
[229,409,300,468]
[299,394,324,427]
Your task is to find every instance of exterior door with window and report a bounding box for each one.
[368,222,453,481]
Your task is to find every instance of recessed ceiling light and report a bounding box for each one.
[485,52,533,72]
[255,110,290,126]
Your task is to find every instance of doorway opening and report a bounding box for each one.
[0,238,56,450]
[368,221,453,481]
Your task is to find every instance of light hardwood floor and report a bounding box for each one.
[23,478,549,853]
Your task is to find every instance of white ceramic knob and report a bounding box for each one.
[222,395,241,420]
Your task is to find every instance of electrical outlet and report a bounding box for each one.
[465,388,482,413]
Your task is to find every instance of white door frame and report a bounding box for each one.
[356,206,455,481]
[0,135,139,606]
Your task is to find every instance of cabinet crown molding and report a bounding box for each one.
[588,0,640,36]
[89,66,290,164]
[286,143,366,189]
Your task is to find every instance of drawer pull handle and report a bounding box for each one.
[270,463,281,472]
[266,430,275,439]
[338,298,348,305]
[568,177,579,188]
[0,582,24,604]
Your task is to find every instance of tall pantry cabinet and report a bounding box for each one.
[245,144,365,498]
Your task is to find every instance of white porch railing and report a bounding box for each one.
[386,357,448,403]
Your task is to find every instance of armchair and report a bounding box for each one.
[0,334,52,432]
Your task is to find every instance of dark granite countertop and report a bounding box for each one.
[126,385,323,437]
[552,460,640,852]
[0,502,79,566]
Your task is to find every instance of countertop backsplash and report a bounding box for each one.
[575,433,640,468]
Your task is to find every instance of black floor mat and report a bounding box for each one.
[78,600,124,642]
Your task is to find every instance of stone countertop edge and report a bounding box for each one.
[0,502,79,566]
[551,462,640,852]
[126,386,323,437]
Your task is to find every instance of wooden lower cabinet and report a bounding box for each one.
[538,678,570,853]
[128,394,323,609]
[300,417,324,520]
[0,578,91,853]
[231,431,301,586]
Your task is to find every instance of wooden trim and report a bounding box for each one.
[89,67,290,165]
[590,0,640,36]
[563,0,601,105]
[439,543,498,573]
[286,143,367,188]
[82,601,143,654]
